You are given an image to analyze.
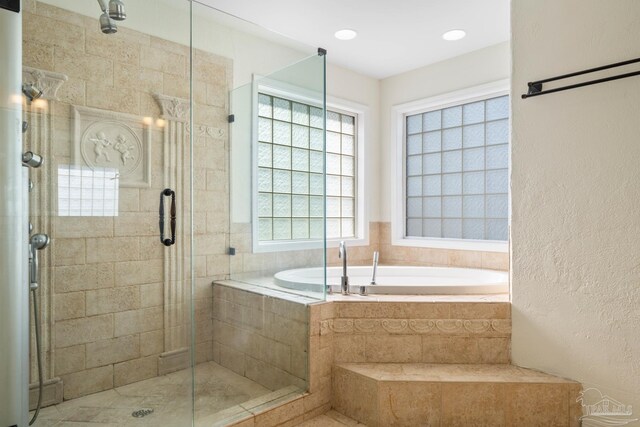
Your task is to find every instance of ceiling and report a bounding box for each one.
[197,0,510,79]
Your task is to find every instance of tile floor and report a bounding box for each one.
[30,361,303,426]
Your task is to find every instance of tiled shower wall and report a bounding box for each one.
[23,1,231,401]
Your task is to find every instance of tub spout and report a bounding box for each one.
[339,241,349,295]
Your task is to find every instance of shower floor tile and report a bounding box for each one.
[31,361,279,427]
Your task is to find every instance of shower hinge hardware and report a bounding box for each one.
[317,47,327,56]
[228,114,235,123]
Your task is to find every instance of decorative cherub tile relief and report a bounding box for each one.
[73,106,151,187]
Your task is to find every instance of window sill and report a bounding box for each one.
[391,236,508,253]
[253,236,370,253]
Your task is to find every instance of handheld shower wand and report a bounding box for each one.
[28,233,49,426]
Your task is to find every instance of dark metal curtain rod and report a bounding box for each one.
[521,56,640,99]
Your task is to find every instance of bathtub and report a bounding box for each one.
[274,266,508,295]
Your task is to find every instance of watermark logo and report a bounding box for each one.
[577,388,638,426]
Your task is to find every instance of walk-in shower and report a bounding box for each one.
[2,1,328,426]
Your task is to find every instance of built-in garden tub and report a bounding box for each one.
[274,266,508,295]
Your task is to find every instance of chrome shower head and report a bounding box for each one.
[108,0,126,21]
[97,0,118,34]
[22,83,42,102]
[99,12,118,34]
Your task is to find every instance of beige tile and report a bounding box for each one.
[86,286,140,316]
[85,237,139,264]
[378,381,441,426]
[365,335,422,363]
[55,345,86,376]
[55,314,113,348]
[450,303,511,319]
[61,365,113,400]
[140,45,186,77]
[114,306,163,337]
[253,396,304,427]
[482,251,509,270]
[54,292,85,321]
[23,12,85,52]
[218,344,246,376]
[55,78,86,106]
[113,355,158,387]
[52,238,85,266]
[422,336,481,363]
[448,249,482,268]
[478,337,511,364]
[505,383,569,427]
[53,217,114,239]
[114,213,157,237]
[54,263,114,293]
[140,330,163,356]
[140,282,163,308]
[333,335,366,363]
[114,259,163,286]
[86,83,140,116]
[332,365,378,426]
[85,32,140,66]
[568,383,583,427]
[441,383,506,426]
[54,48,114,86]
[86,335,140,368]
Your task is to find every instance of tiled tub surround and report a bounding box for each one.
[23,0,231,404]
[328,301,511,365]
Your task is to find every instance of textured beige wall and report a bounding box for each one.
[24,1,230,400]
[511,0,640,421]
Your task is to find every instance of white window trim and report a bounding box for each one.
[251,75,369,253]
[390,79,510,253]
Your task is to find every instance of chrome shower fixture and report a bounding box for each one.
[108,0,126,21]
[22,83,42,102]
[22,151,44,168]
[97,0,118,34]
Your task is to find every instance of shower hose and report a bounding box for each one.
[29,288,43,426]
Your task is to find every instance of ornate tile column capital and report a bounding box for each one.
[22,66,68,101]
[153,93,190,122]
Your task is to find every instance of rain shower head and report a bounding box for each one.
[22,83,42,102]
[109,0,126,21]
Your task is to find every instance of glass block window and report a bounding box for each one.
[257,93,356,241]
[405,95,509,241]
[58,165,119,216]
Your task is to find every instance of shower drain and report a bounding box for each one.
[131,408,154,418]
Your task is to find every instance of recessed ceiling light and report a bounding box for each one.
[334,29,357,41]
[442,29,466,41]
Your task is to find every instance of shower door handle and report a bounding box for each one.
[159,188,176,247]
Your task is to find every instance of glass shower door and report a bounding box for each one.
[21,1,195,425]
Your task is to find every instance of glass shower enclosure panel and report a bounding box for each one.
[229,54,327,301]
[21,1,195,425]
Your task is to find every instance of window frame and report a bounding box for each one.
[251,77,368,253]
[390,79,510,253]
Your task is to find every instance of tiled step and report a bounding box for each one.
[332,363,582,427]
